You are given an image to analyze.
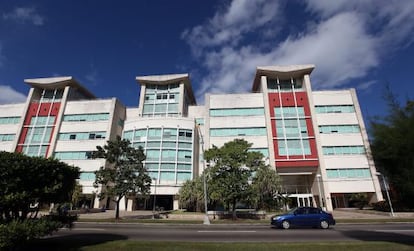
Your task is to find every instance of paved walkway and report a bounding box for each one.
[76,209,414,220]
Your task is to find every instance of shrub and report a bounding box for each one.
[372,200,391,212]
[0,215,76,251]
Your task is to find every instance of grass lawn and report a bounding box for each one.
[27,240,414,251]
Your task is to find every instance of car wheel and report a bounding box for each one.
[320,220,329,229]
[281,220,290,229]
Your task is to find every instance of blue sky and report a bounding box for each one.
[0,0,413,121]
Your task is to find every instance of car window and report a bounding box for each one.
[295,208,306,215]
[308,208,320,214]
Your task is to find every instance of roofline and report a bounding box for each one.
[252,64,315,92]
[136,73,196,105]
[24,76,96,99]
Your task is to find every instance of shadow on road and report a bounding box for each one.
[23,233,128,251]
[341,230,414,246]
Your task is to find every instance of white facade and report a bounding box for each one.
[0,65,384,211]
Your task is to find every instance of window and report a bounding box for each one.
[210,127,267,137]
[278,139,311,156]
[276,119,308,138]
[30,116,55,126]
[315,105,355,113]
[59,132,106,140]
[322,146,365,155]
[54,151,94,160]
[0,134,15,141]
[267,78,303,92]
[80,172,96,181]
[274,107,305,118]
[210,108,264,117]
[326,168,371,179]
[195,118,204,125]
[63,113,109,122]
[319,125,360,134]
[0,116,20,124]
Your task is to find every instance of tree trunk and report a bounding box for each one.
[115,199,121,219]
[232,199,237,220]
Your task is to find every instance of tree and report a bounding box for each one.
[204,139,264,219]
[0,151,79,222]
[93,136,151,219]
[178,177,204,212]
[250,165,281,211]
[370,88,414,209]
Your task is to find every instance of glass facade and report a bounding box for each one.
[275,107,311,156]
[267,78,303,92]
[142,83,180,117]
[123,127,193,184]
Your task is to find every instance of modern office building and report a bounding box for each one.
[0,65,383,211]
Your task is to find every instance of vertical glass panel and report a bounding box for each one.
[177,172,191,181]
[160,171,175,181]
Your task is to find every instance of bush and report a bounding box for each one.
[0,215,76,251]
[372,200,391,212]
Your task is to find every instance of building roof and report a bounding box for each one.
[136,73,196,105]
[24,76,96,99]
[252,65,315,92]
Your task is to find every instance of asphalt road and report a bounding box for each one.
[50,222,414,244]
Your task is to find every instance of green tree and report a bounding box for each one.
[93,136,151,219]
[204,139,263,219]
[178,176,204,212]
[0,151,79,222]
[370,89,414,209]
[250,165,281,211]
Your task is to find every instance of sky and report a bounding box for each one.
[0,0,413,122]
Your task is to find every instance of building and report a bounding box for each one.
[0,65,383,211]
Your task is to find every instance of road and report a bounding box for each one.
[51,222,414,244]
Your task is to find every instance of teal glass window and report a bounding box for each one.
[58,131,106,140]
[30,116,55,126]
[195,118,205,125]
[326,168,371,179]
[22,146,48,157]
[63,113,109,122]
[0,116,20,124]
[80,172,96,181]
[276,119,308,138]
[210,127,267,137]
[54,151,93,160]
[210,108,264,117]
[177,172,191,181]
[322,146,365,155]
[275,107,305,118]
[319,125,360,134]
[278,139,311,156]
[0,134,15,141]
[315,105,355,113]
[248,148,269,158]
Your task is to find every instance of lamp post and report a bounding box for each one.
[376,172,395,217]
[152,177,157,219]
[316,174,324,209]
[197,124,210,225]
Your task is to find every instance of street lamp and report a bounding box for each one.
[197,124,210,225]
[316,174,323,209]
[152,177,157,219]
[376,172,395,217]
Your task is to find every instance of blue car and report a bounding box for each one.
[271,207,335,229]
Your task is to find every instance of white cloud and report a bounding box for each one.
[0,85,27,104]
[182,0,281,55]
[183,0,414,103]
[3,7,44,26]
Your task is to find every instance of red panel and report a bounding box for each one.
[16,102,61,155]
[268,92,319,169]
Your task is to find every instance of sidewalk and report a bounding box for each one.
[76,209,414,221]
